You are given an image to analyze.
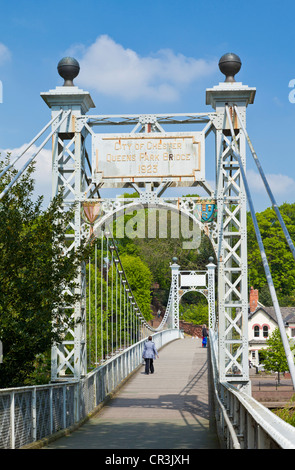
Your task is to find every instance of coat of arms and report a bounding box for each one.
[194,201,217,223]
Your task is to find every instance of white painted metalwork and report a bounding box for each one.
[170,259,180,330]
[85,230,173,371]
[0,110,71,200]
[40,88,218,381]
[210,329,295,449]
[225,104,295,389]
[206,81,255,392]
[2,56,295,450]
[39,74,254,389]
[2,326,295,449]
[207,260,216,330]
[41,85,95,381]
[177,262,216,330]
[0,110,64,179]
[92,130,205,187]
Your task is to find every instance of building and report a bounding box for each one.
[248,287,295,367]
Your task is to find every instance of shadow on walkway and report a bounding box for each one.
[44,338,220,449]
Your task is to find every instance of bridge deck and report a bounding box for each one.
[45,337,220,449]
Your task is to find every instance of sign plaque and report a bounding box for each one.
[180,274,207,288]
[92,132,205,187]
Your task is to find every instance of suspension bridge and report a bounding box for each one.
[1,53,295,450]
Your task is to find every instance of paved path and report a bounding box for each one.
[44,337,220,449]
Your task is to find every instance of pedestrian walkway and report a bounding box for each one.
[44,337,220,449]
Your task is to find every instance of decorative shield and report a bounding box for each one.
[82,202,103,236]
[194,202,217,223]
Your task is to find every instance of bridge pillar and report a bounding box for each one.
[170,257,180,329]
[41,58,95,380]
[206,54,256,392]
[206,257,216,330]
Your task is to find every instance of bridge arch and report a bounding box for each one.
[89,197,217,256]
[179,288,210,330]
[179,288,208,301]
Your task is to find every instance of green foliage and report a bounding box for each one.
[119,254,153,320]
[262,328,295,383]
[273,394,295,427]
[112,197,216,321]
[0,156,87,387]
[247,204,295,306]
[180,302,208,325]
[24,352,52,385]
[86,246,153,367]
[86,262,112,364]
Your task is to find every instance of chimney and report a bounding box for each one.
[250,286,258,313]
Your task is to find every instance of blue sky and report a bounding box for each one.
[0,0,295,212]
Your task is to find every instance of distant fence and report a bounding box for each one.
[179,321,202,337]
[0,328,182,449]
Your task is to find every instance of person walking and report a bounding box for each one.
[142,336,159,374]
[202,324,208,348]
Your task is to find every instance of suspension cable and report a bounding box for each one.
[234,105,295,262]
[86,228,173,368]
[225,105,295,389]
[0,110,71,200]
[0,110,63,179]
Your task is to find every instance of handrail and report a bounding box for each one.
[224,382,295,449]
[0,329,181,449]
[209,330,241,449]
[209,329,295,449]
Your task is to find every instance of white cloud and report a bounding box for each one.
[72,35,217,102]
[247,168,295,196]
[0,43,11,65]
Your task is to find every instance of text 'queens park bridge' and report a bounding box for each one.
[1,53,295,451]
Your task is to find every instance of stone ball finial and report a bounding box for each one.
[172,257,178,263]
[218,53,241,83]
[57,57,80,86]
[208,256,214,263]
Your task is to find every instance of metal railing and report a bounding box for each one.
[0,328,182,449]
[209,330,295,449]
[2,327,294,450]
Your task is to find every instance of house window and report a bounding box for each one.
[263,326,269,338]
[254,325,260,337]
[291,329,295,338]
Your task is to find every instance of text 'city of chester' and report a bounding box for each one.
[92,132,205,187]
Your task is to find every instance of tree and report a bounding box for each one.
[119,254,153,321]
[247,204,295,306]
[0,157,87,387]
[85,243,154,368]
[118,207,215,308]
[180,301,208,325]
[262,328,295,384]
